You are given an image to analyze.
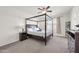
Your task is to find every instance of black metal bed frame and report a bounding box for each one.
[25,13,53,45]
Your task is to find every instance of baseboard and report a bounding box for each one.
[0,40,19,48]
[53,34,66,38]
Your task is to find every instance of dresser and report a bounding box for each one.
[66,30,79,53]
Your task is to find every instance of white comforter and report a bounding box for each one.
[27,28,52,37]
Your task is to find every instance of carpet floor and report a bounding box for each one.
[0,36,69,53]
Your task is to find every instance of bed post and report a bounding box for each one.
[25,19,28,39]
[52,20,53,37]
[45,13,47,46]
[37,21,39,27]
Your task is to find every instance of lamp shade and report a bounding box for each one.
[19,24,25,32]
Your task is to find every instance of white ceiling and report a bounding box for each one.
[14,6,73,17]
[50,6,73,17]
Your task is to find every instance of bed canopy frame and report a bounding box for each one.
[25,13,53,45]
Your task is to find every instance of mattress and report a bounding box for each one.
[27,28,52,37]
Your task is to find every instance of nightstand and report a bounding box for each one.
[19,32,27,41]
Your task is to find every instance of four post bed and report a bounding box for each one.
[25,13,53,45]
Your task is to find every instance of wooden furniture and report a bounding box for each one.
[19,32,27,41]
[25,13,53,45]
[66,30,79,53]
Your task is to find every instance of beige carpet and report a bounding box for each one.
[0,36,69,53]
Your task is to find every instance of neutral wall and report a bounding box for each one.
[0,7,30,46]
[70,7,79,30]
